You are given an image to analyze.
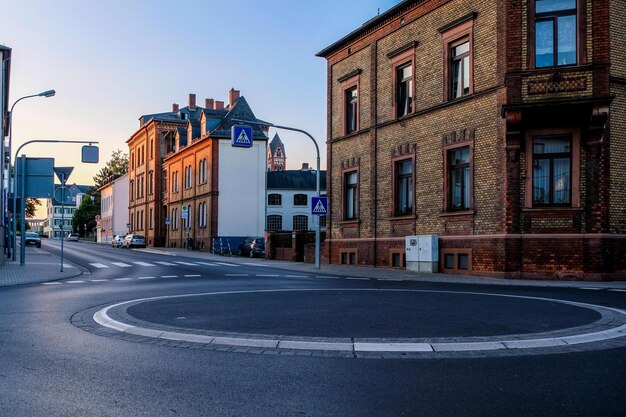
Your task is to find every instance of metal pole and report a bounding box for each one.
[60,173,65,272]
[232,119,322,269]
[19,155,25,265]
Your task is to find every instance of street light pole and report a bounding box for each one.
[233,118,322,269]
[6,90,55,261]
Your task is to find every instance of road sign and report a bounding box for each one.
[54,186,72,204]
[311,197,328,216]
[53,167,74,183]
[231,125,253,148]
[165,216,170,225]
[15,157,54,198]
[181,204,189,220]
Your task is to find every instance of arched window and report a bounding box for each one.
[267,215,282,231]
[293,215,308,231]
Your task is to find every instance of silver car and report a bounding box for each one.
[123,234,146,248]
[111,235,125,248]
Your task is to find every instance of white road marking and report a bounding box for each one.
[286,275,308,278]
[41,282,61,285]
[137,276,156,280]
[214,262,237,267]
[175,261,198,266]
[111,262,132,268]
[256,274,279,277]
[580,287,604,291]
[317,276,340,279]
[184,274,201,277]
[133,261,155,267]
[242,263,269,267]
[347,277,370,281]
[154,261,177,266]
[89,263,109,269]
[226,274,249,277]
[66,280,85,284]
[161,275,178,278]
[90,279,109,282]
[609,289,626,292]
[195,262,218,266]
[114,278,133,281]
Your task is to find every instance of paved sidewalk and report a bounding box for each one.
[0,247,83,287]
[137,246,626,290]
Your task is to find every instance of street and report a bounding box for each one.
[1,241,625,416]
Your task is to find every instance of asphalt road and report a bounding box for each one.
[1,240,625,416]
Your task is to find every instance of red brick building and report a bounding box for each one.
[317,0,626,280]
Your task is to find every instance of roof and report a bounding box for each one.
[316,0,417,58]
[267,170,327,191]
[208,96,269,140]
[97,173,128,191]
[140,105,205,127]
[269,133,286,156]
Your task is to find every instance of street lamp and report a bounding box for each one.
[5,89,55,261]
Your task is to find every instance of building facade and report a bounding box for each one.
[158,89,268,250]
[44,184,91,239]
[98,174,129,243]
[266,168,327,232]
[267,133,287,171]
[317,0,626,280]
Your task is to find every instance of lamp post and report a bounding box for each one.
[6,89,55,261]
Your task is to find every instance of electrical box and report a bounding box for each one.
[405,235,439,273]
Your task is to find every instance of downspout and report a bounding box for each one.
[372,41,378,267]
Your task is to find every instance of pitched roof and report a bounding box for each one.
[267,170,327,191]
[269,133,286,156]
[140,105,204,127]
[209,96,269,140]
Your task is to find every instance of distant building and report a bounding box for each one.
[44,184,91,239]
[266,167,327,232]
[98,174,129,243]
[28,219,45,235]
[267,133,287,171]
[317,0,625,279]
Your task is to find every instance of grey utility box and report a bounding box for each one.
[405,235,439,273]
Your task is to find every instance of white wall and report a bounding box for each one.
[217,140,265,237]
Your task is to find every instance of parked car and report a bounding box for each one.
[237,237,265,258]
[111,235,125,248]
[66,233,79,242]
[123,234,146,248]
[25,232,42,248]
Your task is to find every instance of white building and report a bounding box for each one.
[266,168,327,232]
[44,184,91,239]
[97,173,129,243]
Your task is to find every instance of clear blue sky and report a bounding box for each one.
[2,0,400,194]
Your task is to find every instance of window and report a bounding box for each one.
[293,194,307,206]
[171,207,178,230]
[198,202,207,228]
[450,40,470,99]
[345,86,358,134]
[130,180,134,201]
[172,171,179,193]
[534,0,577,68]
[344,171,358,220]
[293,215,308,231]
[266,214,282,231]
[319,215,327,228]
[149,208,154,229]
[184,166,192,189]
[532,136,571,206]
[448,147,471,211]
[148,171,154,195]
[341,250,357,265]
[268,194,282,206]
[441,250,472,273]
[198,159,207,184]
[395,63,413,117]
[395,159,413,216]
[441,15,474,101]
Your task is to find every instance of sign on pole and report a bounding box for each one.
[311,197,328,216]
[181,204,189,220]
[231,125,253,148]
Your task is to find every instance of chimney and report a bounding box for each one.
[172,103,179,112]
[214,100,224,110]
[302,163,309,170]
[229,88,240,107]
[205,98,214,109]
[188,93,196,110]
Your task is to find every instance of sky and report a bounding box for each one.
[2,0,400,198]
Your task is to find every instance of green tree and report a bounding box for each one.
[93,149,129,189]
[72,192,100,238]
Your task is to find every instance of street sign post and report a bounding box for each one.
[53,167,73,271]
[181,204,189,220]
[311,197,328,216]
[231,125,253,148]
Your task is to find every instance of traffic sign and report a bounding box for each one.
[181,204,189,220]
[165,216,170,225]
[231,125,253,148]
[311,197,328,216]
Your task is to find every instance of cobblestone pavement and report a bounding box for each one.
[0,247,83,286]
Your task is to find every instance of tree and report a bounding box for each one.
[72,192,100,238]
[93,149,129,189]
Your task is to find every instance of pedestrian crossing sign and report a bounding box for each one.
[311,197,328,216]
[231,125,253,148]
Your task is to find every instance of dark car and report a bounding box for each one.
[123,234,146,248]
[25,232,42,248]
[238,237,265,258]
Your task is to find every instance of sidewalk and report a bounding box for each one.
[0,248,83,287]
[138,246,626,290]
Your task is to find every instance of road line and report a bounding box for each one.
[137,276,156,280]
[609,289,626,292]
[175,261,198,266]
[347,277,370,281]
[214,262,238,267]
[225,274,249,277]
[161,275,178,278]
[133,261,155,267]
[90,279,109,282]
[114,278,133,281]
[195,262,218,266]
[242,263,269,267]
[256,274,279,277]
[317,276,340,279]
[154,261,177,266]
[66,280,85,284]
[286,275,308,278]
[579,287,604,291]
[41,282,62,285]
[184,274,201,277]
[111,262,132,268]
[89,263,109,269]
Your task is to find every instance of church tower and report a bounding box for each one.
[267,133,286,171]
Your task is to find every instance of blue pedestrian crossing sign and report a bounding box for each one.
[231,125,253,148]
[311,197,328,216]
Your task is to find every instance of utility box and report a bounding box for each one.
[405,235,439,273]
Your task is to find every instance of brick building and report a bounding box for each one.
[317,0,625,280]
[267,133,287,171]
